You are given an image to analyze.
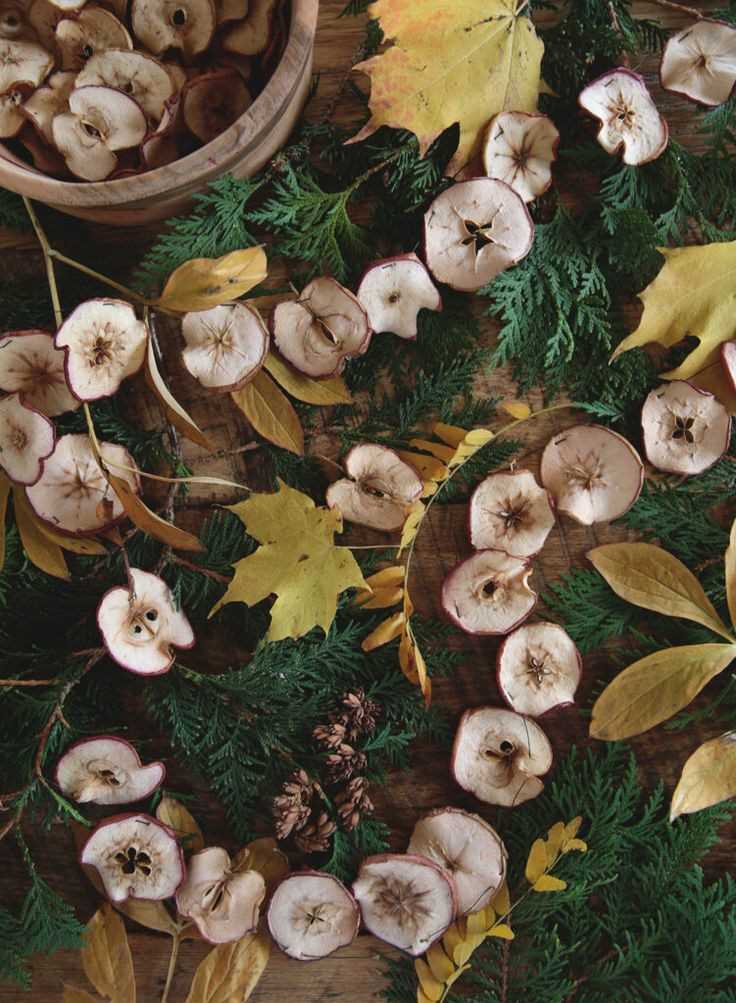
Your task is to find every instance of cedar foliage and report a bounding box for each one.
[384,746,736,1002]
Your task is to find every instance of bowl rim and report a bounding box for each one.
[0,0,318,207]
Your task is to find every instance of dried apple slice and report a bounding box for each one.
[131,0,216,60]
[18,122,70,173]
[468,469,555,558]
[22,70,76,143]
[97,567,195,675]
[442,549,536,636]
[141,93,181,168]
[539,424,644,525]
[424,178,534,293]
[53,86,147,180]
[451,706,552,807]
[407,808,507,915]
[0,4,28,39]
[356,253,441,341]
[641,380,730,476]
[268,872,360,961]
[0,38,53,92]
[181,302,268,392]
[182,69,250,144]
[272,277,371,379]
[48,0,88,10]
[28,0,66,49]
[352,853,456,956]
[0,393,55,485]
[497,621,582,717]
[77,50,175,121]
[326,444,423,532]
[26,432,139,535]
[176,846,266,943]
[223,0,275,55]
[578,68,668,166]
[660,19,736,107]
[56,736,165,804]
[0,329,79,415]
[481,111,559,203]
[81,813,185,902]
[56,4,132,71]
[0,89,25,137]
[55,298,148,401]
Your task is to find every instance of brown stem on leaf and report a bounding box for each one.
[0,678,57,687]
[169,554,231,583]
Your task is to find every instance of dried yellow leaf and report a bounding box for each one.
[432,422,470,448]
[588,543,733,641]
[445,965,471,988]
[409,438,457,463]
[365,566,406,589]
[211,480,368,641]
[564,838,588,853]
[399,627,431,705]
[533,874,567,893]
[354,586,405,609]
[492,881,511,915]
[399,500,425,555]
[230,837,290,889]
[362,611,405,651]
[426,942,455,982]
[414,958,444,1001]
[264,351,353,405]
[525,837,548,884]
[158,247,267,312]
[113,898,178,937]
[32,518,107,555]
[563,816,583,841]
[108,472,204,553]
[442,922,465,959]
[545,821,566,856]
[155,797,204,854]
[466,909,488,935]
[670,731,736,820]
[350,0,543,173]
[447,428,494,468]
[81,904,136,1003]
[500,400,532,419]
[397,450,449,484]
[145,337,212,450]
[590,643,736,740]
[232,370,304,456]
[13,486,69,580]
[184,931,270,1003]
[611,241,736,380]
[488,923,515,939]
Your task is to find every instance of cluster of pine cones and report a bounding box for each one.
[272,689,380,853]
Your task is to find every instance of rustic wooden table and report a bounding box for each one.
[2,2,735,1000]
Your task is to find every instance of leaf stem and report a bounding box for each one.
[23,197,63,327]
[160,928,182,1003]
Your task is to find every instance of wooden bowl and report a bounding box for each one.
[0,0,318,226]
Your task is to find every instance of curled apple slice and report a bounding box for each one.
[356,254,441,341]
[56,735,165,804]
[578,68,668,166]
[0,329,79,415]
[442,550,536,636]
[660,19,736,107]
[326,444,423,532]
[0,393,55,485]
[176,846,266,943]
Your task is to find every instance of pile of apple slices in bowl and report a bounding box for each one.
[0,0,286,180]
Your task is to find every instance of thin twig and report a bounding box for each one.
[23,198,63,327]
[647,0,704,19]
[48,249,153,306]
[168,554,230,583]
[0,678,57,687]
[160,928,183,1003]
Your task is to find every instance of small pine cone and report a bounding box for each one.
[325,744,367,783]
[294,812,336,854]
[338,689,381,742]
[313,721,346,749]
[335,777,374,831]
[272,769,314,841]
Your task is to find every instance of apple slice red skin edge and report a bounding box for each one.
[267,869,360,962]
[495,629,583,718]
[355,252,443,343]
[54,734,166,799]
[441,552,538,637]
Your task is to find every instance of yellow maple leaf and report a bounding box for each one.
[209,480,368,641]
[611,241,736,380]
[349,0,543,173]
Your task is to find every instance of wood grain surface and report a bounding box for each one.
[2,2,735,1001]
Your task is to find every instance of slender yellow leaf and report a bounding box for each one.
[399,628,431,705]
[183,932,270,1003]
[409,438,457,462]
[231,837,289,889]
[232,370,304,455]
[726,517,736,630]
[114,898,178,936]
[445,965,471,988]
[145,338,213,450]
[670,731,736,820]
[466,909,487,935]
[492,881,511,915]
[397,450,449,483]
[81,904,136,1003]
[447,428,494,468]
[364,566,406,589]
[525,837,548,884]
[415,959,444,1001]
[31,516,106,555]
[108,473,204,552]
[488,923,515,939]
[564,838,588,853]
[158,247,267,312]
[563,816,583,841]
[264,352,353,405]
[533,875,567,893]
[417,990,436,1003]
[499,400,531,419]
[588,542,733,641]
[63,987,100,1003]
[591,643,736,740]
[426,942,455,982]
[545,821,566,857]
[0,475,10,572]
[442,922,465,959]
[13,487,69,580]
[399,500,425,555]
[432,422,469,447]
[361,612,405,651]
[156,797,204,854]
[610,241,736,380]
[211,480,367,641]
[354,586,405,609]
